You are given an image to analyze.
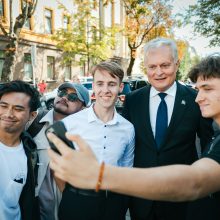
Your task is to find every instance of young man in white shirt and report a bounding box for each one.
[59,61,135,220]
[0,80,41,220]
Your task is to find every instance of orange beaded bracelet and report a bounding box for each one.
[95,162,105,192]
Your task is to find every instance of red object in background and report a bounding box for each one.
[38,80,47,94]
[91,92,96,102]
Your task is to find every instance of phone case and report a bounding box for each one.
[45,121,75,154]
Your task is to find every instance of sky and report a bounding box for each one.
[172,0,220,57]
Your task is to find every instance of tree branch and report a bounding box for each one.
[0,21,8,36]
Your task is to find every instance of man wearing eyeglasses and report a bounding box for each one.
[31,82,90,220]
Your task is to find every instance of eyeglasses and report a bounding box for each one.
[57,90,80,102]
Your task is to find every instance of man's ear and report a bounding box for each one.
[119,82,124,93]
[29,111,37,121]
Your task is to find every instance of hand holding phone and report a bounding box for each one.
[45,121,75,154]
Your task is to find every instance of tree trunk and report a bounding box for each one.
[126,48,136,76]
[1,38,18,82]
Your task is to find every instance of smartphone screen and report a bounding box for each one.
[45,121,75,154]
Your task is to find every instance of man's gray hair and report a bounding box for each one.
[144,38,179,63]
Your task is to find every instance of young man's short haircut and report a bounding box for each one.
[92,61,124,82]
[188,53,220,83]
[0,80,41,112]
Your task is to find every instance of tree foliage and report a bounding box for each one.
[53,0,117,74]
[187,0,220,46]
[0,0,38,82]
[122,0,176,76]
[178,47,201,81]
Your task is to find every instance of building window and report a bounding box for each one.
[24,53,33,81]
[47,56,55,80]
[63,15,70,30]
[21,0,32,30]
[45,9,53,34]
[0,0,5,17]
[64,64,71,80]
[0,50,5,79]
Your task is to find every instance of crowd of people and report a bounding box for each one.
[0,37,219,220]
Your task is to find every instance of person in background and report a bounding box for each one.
[38,80,47,95]
[58,61,135,220]
[0,80,41,220]
[47,54,220,217]
[30,82,90,220]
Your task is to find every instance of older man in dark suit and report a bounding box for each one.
[122,38,213,220]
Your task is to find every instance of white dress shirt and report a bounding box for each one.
[63,105,135,167]
[149,82,177,137]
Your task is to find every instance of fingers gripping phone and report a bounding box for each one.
[45,121,75,154]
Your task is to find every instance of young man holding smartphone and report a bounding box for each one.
[48,54,220,220]
[59,61,135,220]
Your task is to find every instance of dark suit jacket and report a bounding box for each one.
[122,82,213,220]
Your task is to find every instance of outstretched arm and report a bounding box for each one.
[47,133,220,201]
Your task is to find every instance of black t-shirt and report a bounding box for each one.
[202,132,220,164]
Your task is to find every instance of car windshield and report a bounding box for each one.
[119,82,131,95]
[82,83,93,90]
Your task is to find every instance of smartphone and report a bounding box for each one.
[45,121,75,154]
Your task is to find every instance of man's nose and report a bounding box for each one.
[155,67,163,76]
[5,108,14,117]
[195,91,203,103]
[102,85,110,92]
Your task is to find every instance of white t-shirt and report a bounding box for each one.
[0,141,27,220]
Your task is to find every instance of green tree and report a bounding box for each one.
[187,0,220,46]
[53,0,117,74]
[0,0,38,82]
[178,48,201,81]
[122,0,175,76]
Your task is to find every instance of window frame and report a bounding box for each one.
[44,7,54,34]
[23,53,33,81]
[47,56,55,80]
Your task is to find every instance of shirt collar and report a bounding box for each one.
[150,81,177,98]
[87,104,119,125]
[39,109,54,125]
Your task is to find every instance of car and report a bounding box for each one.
[40,88,58,110]
[115,81,132,114]
[115,79,149,114]
[81,82,93,97]
[128,79,149,91]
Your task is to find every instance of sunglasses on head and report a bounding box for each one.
[57,90,80,102]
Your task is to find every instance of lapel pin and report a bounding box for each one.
[181,100,186,105]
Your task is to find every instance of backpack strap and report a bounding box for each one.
[27,109,48,138]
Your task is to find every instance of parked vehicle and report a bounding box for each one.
[115,81,132,114]
[40,88,58,110]
[129,79,149,91]
[81,82,93,97]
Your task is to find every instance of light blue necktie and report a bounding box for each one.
[155,93,168,148]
